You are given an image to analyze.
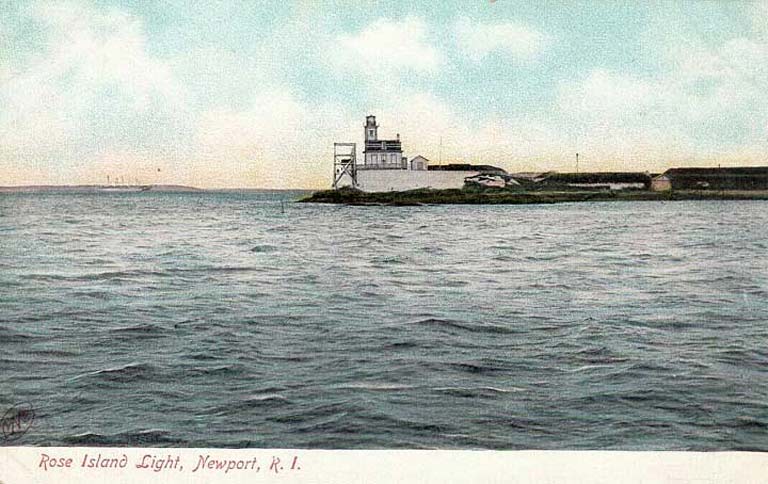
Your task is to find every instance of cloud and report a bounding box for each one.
[3,2,766,188]
[558,69,661,121]
[671,37,768,118]
[26,1,184,109]
[556,69,689,152]
[0,1,359,189]
[752,2,768,34]
[369,92,564,172]
[0,1,191,185]
[454,18,547,62]
[555,53,766,170]
[325,17,442,73]
[193,89,356,188]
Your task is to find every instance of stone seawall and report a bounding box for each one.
[356,170,478,192]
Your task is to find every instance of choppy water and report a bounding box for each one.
[1,190,767,450]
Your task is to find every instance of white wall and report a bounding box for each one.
[567,182,646,190]
[356,170,478,192]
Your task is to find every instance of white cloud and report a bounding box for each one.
[555,56,767,170]
[672,37,768,116]
[558,69,661,120]
[197,90,306,162]
[1,2,363,189]
[326,17,442,73]
[556,69,693,149]
[556,68,708,168]
[0,1,191,185]
[26,1,183,109]
[368,92,565,172]
[193,89,356,188]
[752,2,768,33]
[3,2,766,188]
[454,18,547,62]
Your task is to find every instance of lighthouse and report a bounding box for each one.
[333,114,503,191]
[362,115,404,169]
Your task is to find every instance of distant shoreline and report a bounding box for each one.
[0,185,314,193]
[301,188,768,206]
[0,184,202,193]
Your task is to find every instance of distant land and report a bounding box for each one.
[0,184,202,193]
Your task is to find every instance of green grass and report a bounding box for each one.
[300,187,768,205]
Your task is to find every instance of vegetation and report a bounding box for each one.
[300,187,768,206]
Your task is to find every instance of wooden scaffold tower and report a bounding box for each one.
[333,142,357,189]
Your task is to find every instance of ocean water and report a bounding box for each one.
[1,190,766,450]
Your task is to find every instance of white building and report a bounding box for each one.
[410,155,429,171]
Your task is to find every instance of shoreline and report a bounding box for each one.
[300,188,768,205]
[0,184,202,193]
[0,186,314,193]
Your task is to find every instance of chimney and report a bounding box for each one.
[397,133,400,141]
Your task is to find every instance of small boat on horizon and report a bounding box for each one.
[97,175,152,192]
[97,185,152,192]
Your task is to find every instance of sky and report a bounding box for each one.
[1,0,767,188]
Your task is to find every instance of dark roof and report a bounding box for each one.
[428,164,507,175]
[662,166,768,190]
[665,167,768,177]
[542,172,652,184]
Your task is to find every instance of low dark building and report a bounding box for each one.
[537,172,652,190]
[664,167,768,190]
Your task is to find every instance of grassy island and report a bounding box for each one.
[300,187,768,206]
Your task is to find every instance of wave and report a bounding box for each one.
[334,382,415,391]
[26,348,78,358]
[110,324,168,335]
[732,416,768,430]
[0,326,36,343]
[210,394,292,416]
[73,362,156,383]
[187,364,242,376]
[64,428,184,446]
[434,386,523,398]
[382,341,420,350]
[250,244,277,253]
[572,346,631,365]
[243,394,290,404]
[371,255,408,265]
[23,266,259,283]
[410,318,517,335]
[444,361,509,375]
[268,401,355,427]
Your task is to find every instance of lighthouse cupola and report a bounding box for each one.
[365,115,378,142]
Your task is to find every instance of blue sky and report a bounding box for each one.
[1,1,766,188]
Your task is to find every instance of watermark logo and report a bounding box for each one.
[1,403,35,441]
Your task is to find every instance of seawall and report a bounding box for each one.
[356,170,478,192]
